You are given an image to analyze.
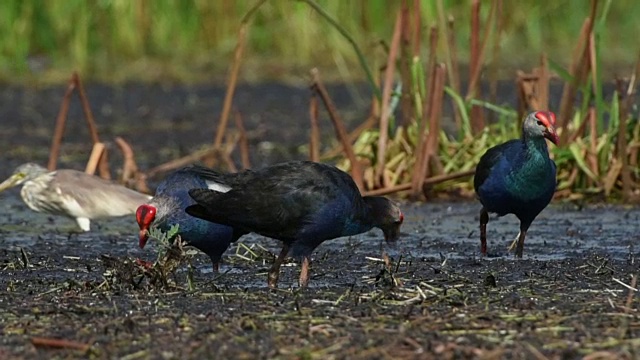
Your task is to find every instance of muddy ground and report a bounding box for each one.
[1,83,639,359]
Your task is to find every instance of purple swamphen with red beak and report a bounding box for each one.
[474,111,559,258]
[136,167,246,271]
[184,161,404,288]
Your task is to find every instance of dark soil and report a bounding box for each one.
[1,83,639,359]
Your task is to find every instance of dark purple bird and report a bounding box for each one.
[136,167,246,271]
[474,111,559,258]
[184,161,404,288]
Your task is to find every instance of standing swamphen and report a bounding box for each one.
[136,167,246,271]
[474,111,559,258]
[184,161,404,288]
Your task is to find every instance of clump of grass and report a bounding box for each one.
[101,224,196,291]
[147,224,183,265]
[333,0,639,201]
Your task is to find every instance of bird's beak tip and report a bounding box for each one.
[383,228,400,244]
[138,229,149,249]
[546,127,560,145]
[0,175,19,193]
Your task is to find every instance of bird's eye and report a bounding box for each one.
[536,120,544,126]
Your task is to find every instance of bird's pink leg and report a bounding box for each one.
[298,256,311,288]
[515,230,527,258]
[480,208,489,256]
[268,243,290,289]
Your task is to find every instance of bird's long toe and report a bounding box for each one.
[507,231,520,252]
[515,230,527,258]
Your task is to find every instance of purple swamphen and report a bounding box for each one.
[136,167,246,271]
[474,111,559,257]
[184,161,404,288]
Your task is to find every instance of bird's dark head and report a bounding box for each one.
[523,111,559,145]
[136,204,157,249]
[365,196,404,243]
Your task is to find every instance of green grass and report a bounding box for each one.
[0,0,638,83]
[331,0,640,200]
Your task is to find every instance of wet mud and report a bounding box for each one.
[1,191,639,359]
[1,84,639,359]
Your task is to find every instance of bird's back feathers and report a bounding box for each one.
[23,170,151,219]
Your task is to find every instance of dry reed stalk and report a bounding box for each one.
[517,56,549,113]
[145,147,217,178]
[31,337,90,352]
[412,64,445,197]
[209,0,266,166]
[210,23,249,166]
[114,137,140,186]
[472,0,498,92]
[234,111,251,169]
[567,111,591,144]
[538,53,549,110]
[375,10,403,187]
[309,92,320,162]
[468,4,485,134]
[84,142,105,175]
[565,167,580,191]
[617,66,638,200]
[588,31,601,125]
[558,18,593,144]
[364,169,475,197]
[516,71,539,113]
[320,116,376,160]
[625,274,638,309]
[467,0,498,133]
[515,72,533,119]
[437,0,459,108]
[422,65,446,178]
[399,0,413,127]
[222,134,238,173]
[75,72,110,180]
[446,16,462,129]
[424,26,438,118]
[412,0,421,57]
[311,68,364,191]
[48,77,76,171]
[587,107,599,178]
[487,0,503,122]
[516,74,526,119]
[467,0,480,98]
[411,28,438,197]
[134,173,150,194]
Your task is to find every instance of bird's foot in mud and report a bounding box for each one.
[135,258,154,269]
[507,231,520,253]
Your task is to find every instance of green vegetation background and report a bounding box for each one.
[1,0,638,84]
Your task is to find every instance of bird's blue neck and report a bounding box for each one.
[522,133,549,154]
[342,196,387,236]
[505,135,554,201]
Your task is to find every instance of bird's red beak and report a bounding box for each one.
[139,229,149,248]
[136,205,157,249]
[535,111,559,146]
[544,126,559,145]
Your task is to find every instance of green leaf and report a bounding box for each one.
[569,142,598,182]
[444,86,471,138]
[548,58,574,83]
